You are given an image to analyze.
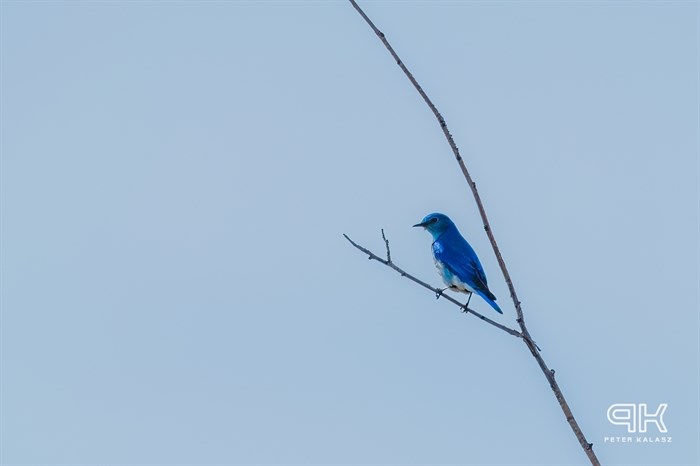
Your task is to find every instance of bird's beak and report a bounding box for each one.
[413,221,427,228]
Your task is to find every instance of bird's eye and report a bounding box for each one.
[430,218,438,223]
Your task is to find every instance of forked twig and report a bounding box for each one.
[347,2,601,465]
[380,228,391,263]
[343,233,523,339]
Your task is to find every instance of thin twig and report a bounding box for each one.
[380,228,391,263]
[347,2,601,465]
[343,233,523,339]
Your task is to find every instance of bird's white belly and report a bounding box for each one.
[434,258,476,294]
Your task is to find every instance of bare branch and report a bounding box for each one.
[343,233,523,339]
[347,0,525,322]
[347,2,602,465]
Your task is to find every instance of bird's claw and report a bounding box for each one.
[465,291,473,308]
[435,288,447,300]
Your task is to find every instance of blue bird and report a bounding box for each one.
[413,213,502,314]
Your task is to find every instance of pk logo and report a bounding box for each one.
[607,403,668,433]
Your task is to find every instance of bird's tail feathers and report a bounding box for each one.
[476,290,502,314]
[482,288,497,301]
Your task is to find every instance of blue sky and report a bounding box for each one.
[2,1,698,465]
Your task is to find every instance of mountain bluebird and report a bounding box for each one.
[413,213,502,314]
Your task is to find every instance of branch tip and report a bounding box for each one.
[380,229,392,262]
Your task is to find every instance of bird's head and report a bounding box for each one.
[413,212,455,238]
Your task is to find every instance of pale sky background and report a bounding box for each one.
[1,1,698,465]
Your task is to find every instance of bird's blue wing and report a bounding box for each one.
[433,230,501,313]
[434,236,490,294]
